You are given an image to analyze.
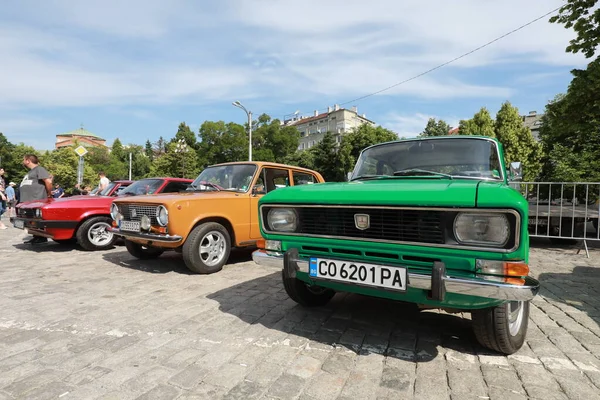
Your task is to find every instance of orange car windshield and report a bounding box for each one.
[189,164,257,193]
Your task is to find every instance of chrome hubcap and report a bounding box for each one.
[199,230,226,267]
[88,222,113,246]
[508,301,525,336]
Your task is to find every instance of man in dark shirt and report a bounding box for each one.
[52,184,65,198]
[19,154,53,244]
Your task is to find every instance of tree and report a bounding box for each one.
[458,107,495,137]
[1,142,37,185]
[171,122,198,150]
[420,118,451,137]
[198,121,247,166]
[252,114,300,163]
[154,136,167,157]
[149,142,199,179]
[311,133,346,181]
[111,138,125,162]
[125,144,151,179]
[539,58,600,183]
[44,147,97,191]
[341,124,398,162]
[0,133,16,178]
[145,140,154,160]
[282,150,315,171]
[494,101,542,181]
[550,0,600,58]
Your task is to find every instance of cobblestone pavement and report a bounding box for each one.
[1,226,600,400]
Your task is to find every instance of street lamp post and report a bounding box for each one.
[175,138,188,178]
[232,101,252,161]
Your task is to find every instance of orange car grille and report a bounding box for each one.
[119,204,159,225]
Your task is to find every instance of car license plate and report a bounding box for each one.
[529,218,548,225]
[119,220,140,232]
[309,257,407,292]
[14,219,24,229]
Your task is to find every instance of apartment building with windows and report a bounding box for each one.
[521,111,543,141]
[284,105,375,151]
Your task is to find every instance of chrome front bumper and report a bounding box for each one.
[108,227,182,243]
[252,249,539,302]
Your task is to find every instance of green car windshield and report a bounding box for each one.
[351,137,503,181]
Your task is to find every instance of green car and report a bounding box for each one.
[252,136,539,355]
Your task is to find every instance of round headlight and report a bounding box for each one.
[267,208,298,232]
[156,205,168,226]
[454,213,510,247]
[35,208,42,218]
[140,215,151,231]
[110,204,119,220]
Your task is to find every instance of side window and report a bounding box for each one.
[254,168,290,193]
[292,172,317,185]
[162,181,190,193]
[253,173,266,194]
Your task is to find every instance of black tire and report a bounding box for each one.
[124,240,164,259]
[471,300,530,355]
[76,216,116,251]
[282,270,335,307]
[182,222,231,274]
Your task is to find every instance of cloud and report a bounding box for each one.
[380,112,461,138]
[0,0,586,119]
[0,115,58,149]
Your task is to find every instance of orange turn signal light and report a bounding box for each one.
[504,262,529,277]
[256,239,265,250]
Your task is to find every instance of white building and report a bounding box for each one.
[284,105,375,150]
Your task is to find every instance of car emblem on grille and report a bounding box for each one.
[354,214,370,230]
[131,208,137,218]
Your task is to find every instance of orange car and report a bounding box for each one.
[109,162,324,274]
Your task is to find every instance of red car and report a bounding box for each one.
[13,178,192,250]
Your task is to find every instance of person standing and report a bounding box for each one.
[52,183,65,198]
[19,154,53,244]
[0,168,7,230]
[5,182,16,219]
[98,171,110,192]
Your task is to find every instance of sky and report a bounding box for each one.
[0,0,588,150]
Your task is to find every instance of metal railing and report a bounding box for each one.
[510,182,600,245]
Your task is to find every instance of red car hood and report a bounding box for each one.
[17,196,112,209]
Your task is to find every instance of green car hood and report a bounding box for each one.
[261,179,484,207]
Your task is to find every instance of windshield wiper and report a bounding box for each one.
[393,169,453,179]
[188,182,221,192]
[350,175,388,182]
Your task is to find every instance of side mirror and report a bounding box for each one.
[509,162,522,182]
[252,186,265,196]
[346,172,352,181]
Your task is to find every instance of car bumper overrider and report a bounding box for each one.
[108,227,182,243]
[252,248,539,302]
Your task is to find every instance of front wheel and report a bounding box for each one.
[124,240,164,259]
[471,300,530,355]
[76,216,116,251]
[182,222,231,274]
[282,270,335,307]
